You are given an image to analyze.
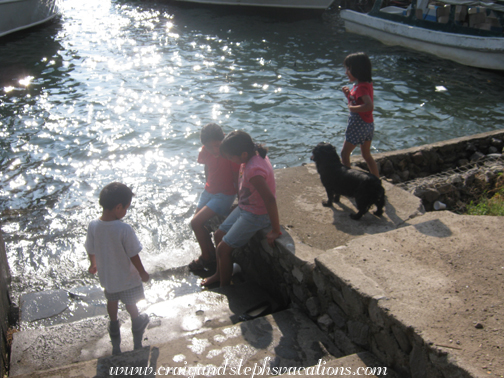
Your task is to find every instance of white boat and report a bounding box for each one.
[0,0,59,38]
[340,0,504,70]
[171,0,334,11]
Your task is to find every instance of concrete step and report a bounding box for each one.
[10,280,280,376]
[268,352,397,377]
[11,308,345,378]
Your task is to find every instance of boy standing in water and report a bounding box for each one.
[190,123,240,271]
[86,182,149,355]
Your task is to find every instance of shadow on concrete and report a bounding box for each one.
[269,310,343,372]
[412,219,453,238]
[329,198,397,237]
[95,346,154,377]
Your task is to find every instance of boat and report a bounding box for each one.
[170,0,335,11]
[340,0,504,70]
[0,0,59,38]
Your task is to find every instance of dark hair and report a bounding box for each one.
[200,123,224,145]
[99,182,134,210]
[344,52,372,83]
[220,130,268,159]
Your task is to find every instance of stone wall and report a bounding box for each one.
[0,230,12,378]
[234,228,472,378]
[229,133,504,377]
[352,130,504,211]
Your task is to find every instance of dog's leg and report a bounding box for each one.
[373,189,386,217]
[350,211,364,220]
[322,188,333,207]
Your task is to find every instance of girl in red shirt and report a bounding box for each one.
[341,52,379,178]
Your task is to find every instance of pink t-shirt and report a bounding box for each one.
[238,154,276,215]
[349,82,374,123]
[198,146,240,195]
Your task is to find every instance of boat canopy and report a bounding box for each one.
[434,1,504,12]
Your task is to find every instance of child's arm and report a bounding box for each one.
[249,175,281,247]
[131,254,150,282]
[348,94,373,113]
[88,254,97,274]
[342,86,350,99]
[233,171,239,199]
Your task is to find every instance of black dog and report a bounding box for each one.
[311,142,385,220]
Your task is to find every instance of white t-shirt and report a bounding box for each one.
[85,219,143,294]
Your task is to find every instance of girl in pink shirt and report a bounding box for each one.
[201,130,281,287]
[341,52,379,178]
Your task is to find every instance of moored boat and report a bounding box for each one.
[170,0,334,11]
[0,0,59,38]
[340,0,504,70]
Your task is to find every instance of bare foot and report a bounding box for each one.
[201,274,219,287]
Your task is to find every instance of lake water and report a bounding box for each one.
[1,0,504,300]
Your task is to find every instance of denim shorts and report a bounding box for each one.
[105,284,145,305]
[346,112,374,146]
[219,206,271,248]
[197,190,236,216]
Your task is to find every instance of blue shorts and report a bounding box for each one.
[219,206,271,248]
[197,190,236,216]
[345,112,374,146]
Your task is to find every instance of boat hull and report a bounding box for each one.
[340,9,504,71]
[0,0,59,38]
[172,0,334,10]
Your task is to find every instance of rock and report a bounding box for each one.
[399,170,410,181]
[488,146,498,154]
[466,143,477,153]
[390,174,401,184]
[382,160,394,176]
[490,137,503,148]
[475,323,484,329]
[470,151,485,162]
[412,151,424,165]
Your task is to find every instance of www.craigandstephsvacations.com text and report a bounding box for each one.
[109,358,388,377]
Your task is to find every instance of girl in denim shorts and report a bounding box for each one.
[341,52,379,178]
[200,130,281,287]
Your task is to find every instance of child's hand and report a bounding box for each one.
[140,271,150,282]
[266,230,282,247]
[88,265,97,275]
[342,86,350,98]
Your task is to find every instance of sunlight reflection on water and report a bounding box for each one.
[1,0,503,298]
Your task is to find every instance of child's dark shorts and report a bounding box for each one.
[345,112,374,146]
[105,284,145,305]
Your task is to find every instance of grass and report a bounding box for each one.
[466,186,504,216]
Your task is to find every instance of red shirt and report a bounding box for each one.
[349,82,374,123]
[198,146,240,195]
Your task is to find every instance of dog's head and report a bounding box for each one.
[311,142,342,165]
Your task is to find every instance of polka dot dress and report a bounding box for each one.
[345,112,374,146]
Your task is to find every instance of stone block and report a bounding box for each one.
[342,285,365,317]
[374,330,400,366]
[391,324,412,354]
[305,296,320,318]
[327,303,346,329]
[292,266,304,283]
[331,287,349,315]
[312,269,326,294]
[348,320,369,347]
[332,329,362,355]
[368,299,386,328]
[317,314,333,332]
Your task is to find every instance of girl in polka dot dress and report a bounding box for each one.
[341,52,379,178]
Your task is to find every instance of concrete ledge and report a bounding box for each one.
[244,212,503,378]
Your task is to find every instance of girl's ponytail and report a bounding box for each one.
[255,143,268,159]
[221,130,268,159]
